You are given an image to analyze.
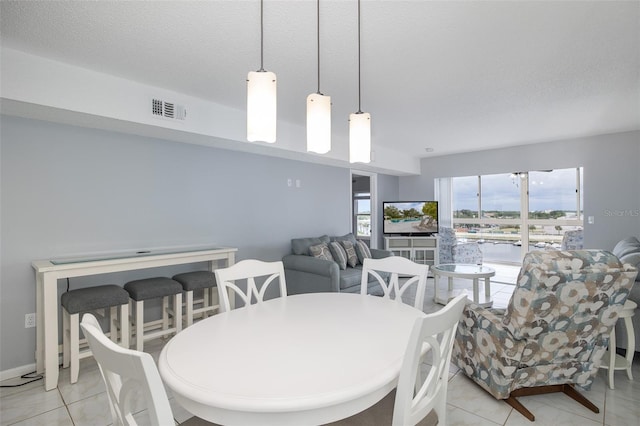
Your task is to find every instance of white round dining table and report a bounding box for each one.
[158,292,426,425]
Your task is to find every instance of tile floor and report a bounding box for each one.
[1,275,639,426]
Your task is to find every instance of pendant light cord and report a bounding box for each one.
[317,0,321,94]
[357,0,362,113]
[259,0,265,72]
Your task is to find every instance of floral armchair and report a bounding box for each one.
[452,250,637,421]
[438,227,483,265]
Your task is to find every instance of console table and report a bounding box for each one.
[384,236,439,270]
[32,245,237,391]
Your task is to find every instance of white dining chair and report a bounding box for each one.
[392,293,467,425]
[214,259,287,312]
[79,313,215,426]
[328,294,467,426]
[361,256,429,309]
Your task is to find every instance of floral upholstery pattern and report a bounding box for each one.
[452,250,638,400]
[561,229,584,250]
[438,227,483,265]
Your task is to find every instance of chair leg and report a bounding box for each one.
[135,300,144,351]
[120,303,130,349]
[70,313,80,384]
[507,384,599,422]
[109,306,118,343]
[505,396,535,421]
[174,293,182,333]
[185,290,194,327]
[162,296,169,332]
[562,384,599,413]
[62,309,70,369]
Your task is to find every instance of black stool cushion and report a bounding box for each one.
[172,271,217,291]
[61,285,129,315]
[124,277,183,301]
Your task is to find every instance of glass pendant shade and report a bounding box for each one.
[349,112,371,163]
[247,71,277,143]
[306,93,331,154]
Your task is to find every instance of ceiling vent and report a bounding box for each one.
[152,98,186,120]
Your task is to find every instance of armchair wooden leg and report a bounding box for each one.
[506,384,599,422]
[505,396,535,421]
[562,384,599,413]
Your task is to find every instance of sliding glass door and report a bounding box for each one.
[450,167,583,264]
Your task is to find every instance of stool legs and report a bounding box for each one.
[63,304,129,384]
[185,290,194,328]
[134,300,144,351]
[131,294,182,352]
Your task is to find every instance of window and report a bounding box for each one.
[450,167,583,263]
[354,192,371,237]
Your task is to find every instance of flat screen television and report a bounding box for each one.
[383,201,439,236]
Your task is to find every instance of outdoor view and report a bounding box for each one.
[452,168,583,263]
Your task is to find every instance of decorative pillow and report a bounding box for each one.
[329,242,348,270]
[340,240,358,267]
[355,240,372,264]
[309,243,334,261]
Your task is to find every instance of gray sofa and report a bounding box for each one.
[282,233,392,295]
[612,236,640,353]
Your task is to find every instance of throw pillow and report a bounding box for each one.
[329,242,348,270]
[309,243,334,262]
[355,240,372,264]
[340,240,358,267]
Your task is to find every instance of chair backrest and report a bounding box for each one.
[561,228,584,250]
[393,294,467,426]
[361,257,428,309]
[214,259,287,312]
[452,242,483,264]
[437,227,456,264]
[504,250,637,370]
[79,313,174,426]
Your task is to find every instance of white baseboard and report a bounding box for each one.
[0,363,37,381]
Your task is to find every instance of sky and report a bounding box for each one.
[452,168,582,212]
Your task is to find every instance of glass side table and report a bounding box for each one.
[432,263,495,308]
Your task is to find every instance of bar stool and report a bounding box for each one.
[600,299,636,389]
[124,277,183,351]
[172,271,219,327]
[61,285,130,384]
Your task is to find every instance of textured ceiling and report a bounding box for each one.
[1,0,638,161]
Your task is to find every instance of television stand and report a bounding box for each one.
[384,236,439,270]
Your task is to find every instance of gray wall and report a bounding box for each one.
[376,174,400,248]
[0,115,355,371]
[399,131,640,250]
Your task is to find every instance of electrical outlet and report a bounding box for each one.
[25,313,36,328]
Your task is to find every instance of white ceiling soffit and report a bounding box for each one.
[0,0,638,175]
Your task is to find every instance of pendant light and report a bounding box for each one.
[306,0,331,154]
[247,0,277,143]
[349,0,370,164]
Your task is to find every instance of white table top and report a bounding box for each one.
[158,292,425,425]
